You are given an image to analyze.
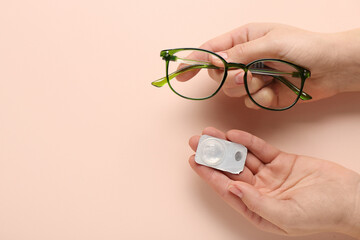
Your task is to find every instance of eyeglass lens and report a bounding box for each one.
[167,50,225,99]
[247,60,303,109]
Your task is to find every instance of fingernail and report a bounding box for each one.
[228,185,243,198]
[235,72,244,85]
[215,52,228,60]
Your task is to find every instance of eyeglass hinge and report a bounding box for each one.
[160,51,176,61]
[303,69,311,78]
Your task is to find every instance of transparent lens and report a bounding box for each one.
[247,60,303,110]
[200,139,225,166]
[167,50,226,99]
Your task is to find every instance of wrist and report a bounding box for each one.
[333,29,360,93]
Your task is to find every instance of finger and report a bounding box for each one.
[189,155,255,221]
[189,155,233,199]
[222,71,269,98]
[246,71,272,94]
[176,50,209,82]
[221,69,247,97]
[266,79,305,109]
[247,87,277,109]
[228,181,290,231]
[219,69,245,89]
[207,68,225,84]
[202,126,226,139]
[244,152,265,175]
[226,130,280,164]
[224,166,254,184]
[189,135,200,152]
[202,24,280,66]
[243,72,276,108]
[224,38,281,65]
[200,23,278,53]
[223,152,266,178]
[175,66,200,82]
[175,49,230,82]
[187,23,279,84]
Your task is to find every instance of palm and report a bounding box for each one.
[189,127,360,235]
[252,153,318,199]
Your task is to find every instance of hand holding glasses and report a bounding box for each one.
[152,48,312,111]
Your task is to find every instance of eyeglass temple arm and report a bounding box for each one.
[273,76,311,100]
[152,60,312,100]
[249,70,312,100]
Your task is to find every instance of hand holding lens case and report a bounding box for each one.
[195,135,247,174]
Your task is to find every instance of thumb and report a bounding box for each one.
[228,181,289,225]
[223,37,280,64]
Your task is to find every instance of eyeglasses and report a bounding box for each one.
[151,48,312,111]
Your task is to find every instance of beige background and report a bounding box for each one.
[1,0,360,239]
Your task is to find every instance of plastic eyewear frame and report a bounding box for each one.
[152,48,312,111]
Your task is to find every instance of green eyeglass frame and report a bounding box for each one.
[152,48,312,111]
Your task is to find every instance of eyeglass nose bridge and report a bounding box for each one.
[227,62,247,70]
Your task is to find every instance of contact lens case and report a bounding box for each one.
[195,135,247,174]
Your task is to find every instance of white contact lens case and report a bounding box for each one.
[195,135,247,174]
